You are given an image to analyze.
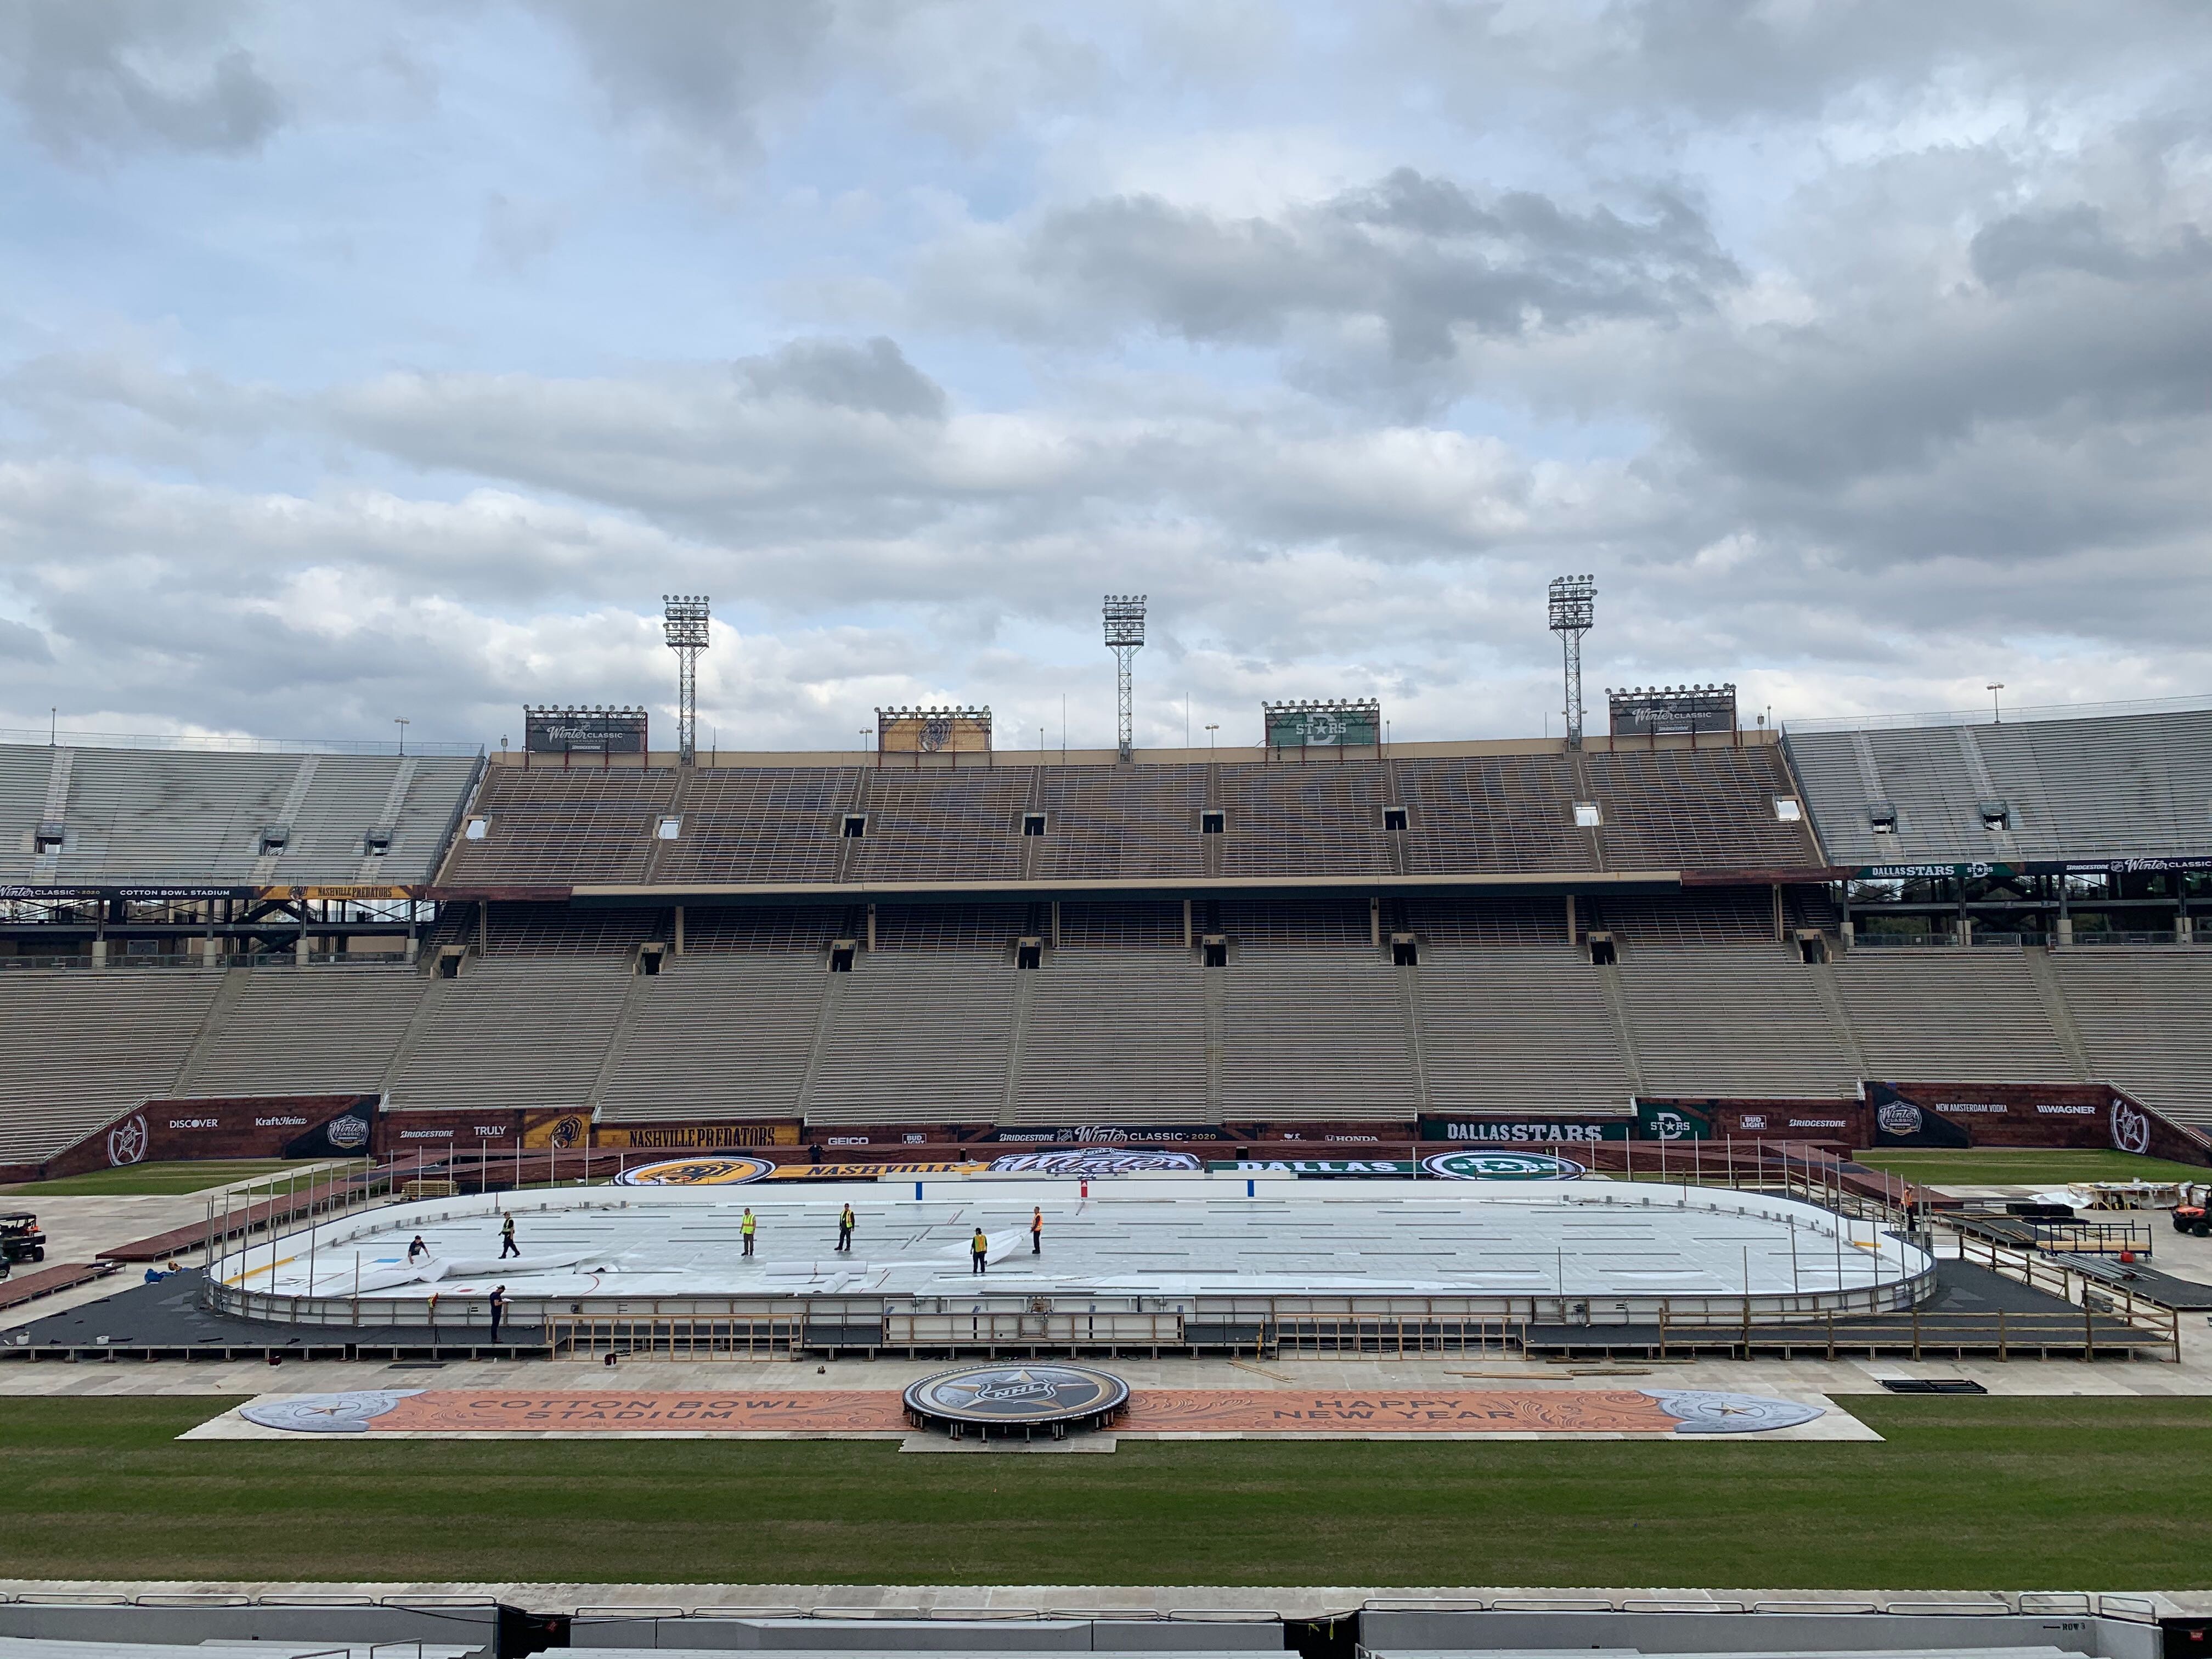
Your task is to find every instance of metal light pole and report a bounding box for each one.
[1547,575,1596,750]
[393,717,409,756]
[1988,682,2005,724]
[662,595,711,766]
[1102,595,1147,763]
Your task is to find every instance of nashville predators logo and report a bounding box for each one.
[614,1155,773,1187]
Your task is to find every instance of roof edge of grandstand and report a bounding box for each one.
[1784,690,2212,735]
[481,728,1784,770]
[0,727,484,758]
[443,870,1706,906]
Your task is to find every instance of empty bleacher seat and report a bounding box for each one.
[1832,951,2080,1081]
[0,970,224,1163]
[1616,944,1857,1096]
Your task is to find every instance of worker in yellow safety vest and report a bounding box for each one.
[741,1207,757,1257]
[837,1203,855,1253]
[970,1227,989,1275]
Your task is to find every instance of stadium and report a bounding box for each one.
[7,606,2212,1641]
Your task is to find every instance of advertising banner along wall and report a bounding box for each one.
[39,1095,380,1181]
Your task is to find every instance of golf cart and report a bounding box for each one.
[0,1212,46,1274]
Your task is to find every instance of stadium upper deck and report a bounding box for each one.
[0,741,482,889]
[1786,704,2212,868]
[435,735,1822,896]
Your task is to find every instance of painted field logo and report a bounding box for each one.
[904,1363,1130,1430]
[614,1155,774,1187]
[1421,1150,1584,1181]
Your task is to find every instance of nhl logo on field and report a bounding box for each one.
[1876,1099,1923,1137]
[904,1363,1130,1435]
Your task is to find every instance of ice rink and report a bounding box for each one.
[235,1176,1932,1311]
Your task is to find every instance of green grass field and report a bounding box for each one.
[0,1160,311,1198]
[1852,1148,2209,1188]
[4,1395,2212,1588]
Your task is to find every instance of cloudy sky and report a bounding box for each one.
[3,1,2209,752]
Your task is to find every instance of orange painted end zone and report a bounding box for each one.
[346,1387,1687,1435]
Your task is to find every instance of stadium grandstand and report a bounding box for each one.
[3,700,2211,1175]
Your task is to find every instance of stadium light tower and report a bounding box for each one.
[662,595,710,766]
[1547,574,1596,751]
[1102,594,1147,763]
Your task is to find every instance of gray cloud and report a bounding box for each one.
[970,170,1737,366]
[520,0,833,159]
[1970,204,2212,288]
[0,0,285,157]
[736,337,947,420]
[1392,0,2211,125]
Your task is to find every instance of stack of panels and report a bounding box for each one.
[1833,952,2080,1081]
[2050,950,2212,1125]
[1218,952,1420,1119]
[386,959,629,1111]
[1616,945,1857,1096]
[1415,947,1634,1114]
[188,967,423,1097]
[597,957,828,1121]
[0,970,223,1163]
[1007,957,1211,1122]
[804,957,1017,1122]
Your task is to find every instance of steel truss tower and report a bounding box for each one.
[1102,595,1147,763]
[662,594,710,765]
[1547,575,1596,751]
